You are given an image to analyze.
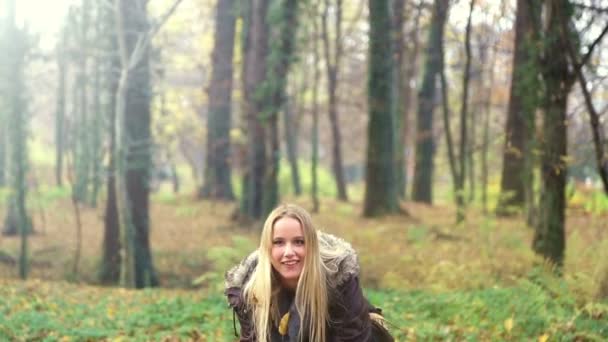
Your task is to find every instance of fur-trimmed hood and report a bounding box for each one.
[224,231,360,291]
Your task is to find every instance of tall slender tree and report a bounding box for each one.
[263,0,300,215]
[311,1,321,213]
[2,0,33,279]
[200,0,236,201]
[100,0,121,285]
[55,24,69,188]
[391,0,405,199]
[411,0,449,203]
[496,0,535,215]
[321,0,348,201]
[73,0,92,203]
[363,0,399,217]
[240,0,270,220]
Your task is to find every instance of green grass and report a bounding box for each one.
[1,276,606,341]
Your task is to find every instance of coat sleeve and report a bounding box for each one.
[331,276,373,342]
[225,287,255,342]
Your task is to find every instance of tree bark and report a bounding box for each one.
[100,0,121,285]
[200,0,236,201]
[55,26,68,188]
[363,0,399,217]
[263,0,300,216]
[532,0,573,267]
[401,0,423,199]
[284,97,302,196]
[240,0,270,220]
[321,0,348,201]
[114,0,173,288]
[392,0,405,199]
[74,0,91,204]
[454,0,475,223]
[311,4,321,213]
[496,0,535,215]
[411,0,449,203]
[2,0,33,278]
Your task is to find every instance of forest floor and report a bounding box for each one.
[1,185,608,340]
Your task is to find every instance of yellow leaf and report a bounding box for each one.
[279,312,290,335]
[538,333,549,342]
[504,317,514,333]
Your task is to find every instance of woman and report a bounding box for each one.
[224,203,393,342]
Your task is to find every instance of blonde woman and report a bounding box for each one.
[225,203,393,341]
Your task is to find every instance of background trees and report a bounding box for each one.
[0,0,607,301]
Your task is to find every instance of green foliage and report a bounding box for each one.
[193,236,255,292]
[1,278,605,340]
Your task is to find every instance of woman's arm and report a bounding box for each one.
[331,276,373,342]
[225,287,255,342]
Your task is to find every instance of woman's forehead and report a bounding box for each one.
[272,216,304,236]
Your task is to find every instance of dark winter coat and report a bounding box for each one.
[224,232,392,342]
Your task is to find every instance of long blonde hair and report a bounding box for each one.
[243,203,329,342]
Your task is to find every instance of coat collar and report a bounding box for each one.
[224,231,360,291]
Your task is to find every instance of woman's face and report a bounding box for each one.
[270,216,306,290]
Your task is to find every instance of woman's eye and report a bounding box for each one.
[294,240,305,246]
[272,240,283,245]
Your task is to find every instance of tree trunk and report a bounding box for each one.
[496,0,535,215]
[263,0,300,216]
[3,0,33,277]
[402,1,423,199]
[284,97,302,196]
[90,4,104,207]
[311,7,321,213]
[454,0,475,223]
[321,0,348,201]
[115,0,159,288]
[240,0,270,220]
[100,0,121,285]
[532,0,573,267]
[411,0,448,203]
[392,0,405,199]
[363,0,399,217]
[74,0,91,204]
[200,0,236,201]
[55,26,68,188]
[481,39,497,215]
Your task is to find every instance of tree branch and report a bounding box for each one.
[577,22,608,71]
[560,13,608,195]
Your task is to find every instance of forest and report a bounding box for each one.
[1,0,608,340]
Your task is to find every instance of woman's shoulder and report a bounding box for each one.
[319,232,361,289]
[225,250,259,291]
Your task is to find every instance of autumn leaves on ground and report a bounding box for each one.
[1,186,607,341]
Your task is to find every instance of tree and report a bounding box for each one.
[496,0,536,215]
[239,0,270,220]
[411,0,449,203]
[321,0,348,201]
[73,0,92,204]
[113,0,182,287]
[100,0,121,285]
[532,0,574,267]
[2,0,33,279]
[263,0,300,215]
[391,0,405,199]
[363,0,399,217]
[55,23,69,188]
[199,0,236,201]
[310,0,321,213]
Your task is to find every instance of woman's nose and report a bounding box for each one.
[284,243,295,256]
